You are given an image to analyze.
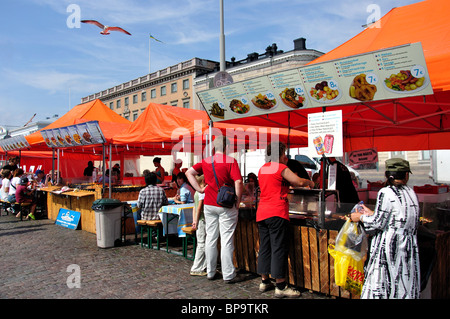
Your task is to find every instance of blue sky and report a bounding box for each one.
[0,0,422,129]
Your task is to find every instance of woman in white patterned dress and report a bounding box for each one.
[351,158,420,299]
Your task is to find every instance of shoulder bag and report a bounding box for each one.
[212,157,237,208]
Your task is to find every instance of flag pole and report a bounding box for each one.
[148,35,163,74]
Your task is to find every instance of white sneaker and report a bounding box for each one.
[274,286,301,298]
[6,207,13,215]
[259,281,275,292]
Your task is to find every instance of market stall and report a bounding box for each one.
[15,99,134,233]
[197,0,450,298]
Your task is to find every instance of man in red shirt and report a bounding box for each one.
[186,136,244,283]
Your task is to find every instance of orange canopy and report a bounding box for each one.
[111,102,308,153]
[25,99,131,150]
[218,0,450,152]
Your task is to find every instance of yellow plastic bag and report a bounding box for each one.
[328,244,365,295]
[334,218,368,261]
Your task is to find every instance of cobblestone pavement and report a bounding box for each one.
[0,214,332,303]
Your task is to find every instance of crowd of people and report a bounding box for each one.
[130,140,421,299]
[1,144,422,299]
[0,156,56,220]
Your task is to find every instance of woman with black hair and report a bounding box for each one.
[153,157,165,184]
[171,172,194,204]
[351,158,421,299]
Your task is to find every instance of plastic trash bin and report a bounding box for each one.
[92,199,124,248]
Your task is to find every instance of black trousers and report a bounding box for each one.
[257,216,290,279]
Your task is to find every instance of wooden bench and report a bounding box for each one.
[0,200,32,220]
[137,219,163,250]
[181,226,196,261]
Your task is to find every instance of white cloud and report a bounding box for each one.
[3,68,112,95]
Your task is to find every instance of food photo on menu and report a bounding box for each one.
[209,102,226,119]
[384,70,426,92]
[349,74,377,101]
[279,87,306,109]
[250,92,277,110]
[229,98,250,114]
[309,80,340,103]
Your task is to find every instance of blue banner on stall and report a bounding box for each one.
[55,208,81,230]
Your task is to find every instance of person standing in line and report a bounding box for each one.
[189,175,207,276]
[257,142,315,298]
[186,136,244,284]
[351,158,421,299]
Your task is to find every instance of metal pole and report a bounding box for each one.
[209,120,213,157]
[102,144,106,192]
[109,143,112,198]
[219,0,225,71]
[319,106,327,229]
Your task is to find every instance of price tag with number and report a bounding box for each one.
[266,91,275,100]
[411,65,426,78]
[366,73,378,84]
[294,86,305,95]
[328,79,339,90]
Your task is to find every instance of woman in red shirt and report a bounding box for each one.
[257,142,314,298]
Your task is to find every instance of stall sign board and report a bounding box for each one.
[198,42,433,122]
[40,121,106,148]
[348,148,378,166]
[55,208,81,230]
[307,110,343,158]
[0,135,30,152]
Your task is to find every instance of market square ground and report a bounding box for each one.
[0,214,331,300]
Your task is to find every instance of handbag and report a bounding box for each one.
[212,157,237,208]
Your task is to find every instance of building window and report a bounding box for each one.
[124,97,129,107]
[161,86,166,96]
[171,100,178,106]
[391,151,405,159]
[183,100,190,108]
[150,89,156,99]
[124,115,129,120]
[116,100,121,109]
[183,79,189,90]
[141,91,147,102]
[421,150,430,160]
[171,82,177,93]
[133,94,138,104]
[109,102,114,110]
[133,111,138,121]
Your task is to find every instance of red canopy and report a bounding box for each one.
[217,0,450,152]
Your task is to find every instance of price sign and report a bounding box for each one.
[366,72,378,84]
[328,79,339,90]
[294,86,305,95]
[411,65,425,78]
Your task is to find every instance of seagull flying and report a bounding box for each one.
[81,20,131,35]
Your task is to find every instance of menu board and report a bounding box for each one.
[0,135,30,152]
[198,42,433,122]
[40,121,106,148]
